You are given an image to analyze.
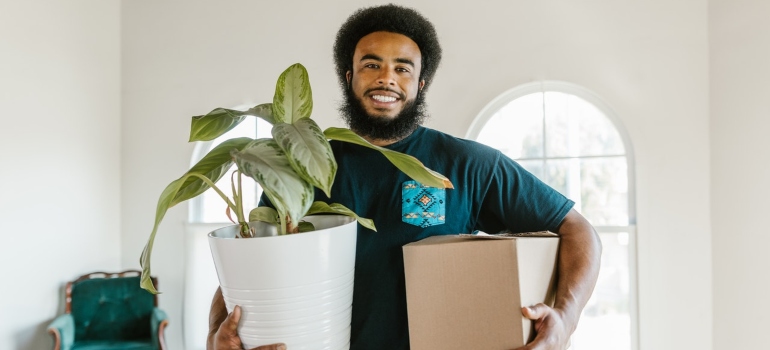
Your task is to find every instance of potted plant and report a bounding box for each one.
[139,63,452,348]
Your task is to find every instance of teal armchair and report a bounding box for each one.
[47,270,169,350]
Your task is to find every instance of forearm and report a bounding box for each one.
[207,287,228,350]
[553,208,602,333]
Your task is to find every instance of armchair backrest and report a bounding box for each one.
[66,270,157,342]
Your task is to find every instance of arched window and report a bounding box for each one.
[188,114,273,223]
[183,109,272,349]
[468,82,637,350]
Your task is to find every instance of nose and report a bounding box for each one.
[376,69,396,86]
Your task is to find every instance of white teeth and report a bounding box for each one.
[372,95,397,103]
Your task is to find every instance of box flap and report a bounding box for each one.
[459,231,558,239]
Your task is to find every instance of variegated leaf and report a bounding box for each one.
[307,201,376,231]
[272,63,313,123]
[272,119,336,196]
[172,138,253,205]
[190,108,250,142]
[140,176,185,294]
[298,221,315,232]
[323,127,454,189]
[232,139,314,232]
[140,137,253,294]
[246,103,276,125]
[249,206,279,224]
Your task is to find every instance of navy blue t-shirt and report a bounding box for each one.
[264,126,573,349]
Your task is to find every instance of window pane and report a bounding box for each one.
[195,117,264,223]
[543,159,580,205]
[255,117,273,139]
[570,231,632,350]
[580,157,629,226]
[477,92,543,159]
[198,168,260,223]
[541,158,628,226]
[543,91,571,157]
[545,92,625,157]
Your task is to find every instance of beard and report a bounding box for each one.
[339,84,428,141]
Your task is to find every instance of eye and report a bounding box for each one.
[364,63,379,69]
[396,67,411,73]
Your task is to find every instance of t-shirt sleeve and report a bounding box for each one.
[475,151,575,234]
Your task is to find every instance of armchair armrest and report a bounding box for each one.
[151,307,169,350]
[47,314,74,350]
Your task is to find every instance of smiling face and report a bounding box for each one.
[346,31,426,121]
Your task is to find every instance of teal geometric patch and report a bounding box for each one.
[401,180,446,228]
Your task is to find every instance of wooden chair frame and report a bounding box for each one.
[48,270,168,350]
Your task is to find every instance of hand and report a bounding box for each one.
[513,303,572,350]
[210,304,287,350]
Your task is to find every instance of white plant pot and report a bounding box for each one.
[208,215,357,350]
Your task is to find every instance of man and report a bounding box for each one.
[209,4,601,350]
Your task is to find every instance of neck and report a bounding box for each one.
[357,126,418,146]
[363,136,399,147]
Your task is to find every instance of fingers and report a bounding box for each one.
[223,305,242,333]
[518,304,571,350]
[214,305,287,350]
[522,303,551,320]
[211,305,245,350]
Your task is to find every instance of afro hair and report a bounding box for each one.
[333,4,442,92]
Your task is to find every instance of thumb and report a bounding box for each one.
[521,303,549,320]
[223,305,242,332]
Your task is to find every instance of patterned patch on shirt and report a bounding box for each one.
[402,180,446,228]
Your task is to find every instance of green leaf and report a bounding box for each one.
[323,128,454,189]
[232,139,314,233]
[249,206,279,224]
[273,63,313,123]
[307,201,377,231]
[298,221,315,232]
[171,138,254,206]
[189,104,275,142]
[140,137,253,294]
[272,119,337,197]
[140,178,182,294]
[246,103,276,125]
[190,108,249,142]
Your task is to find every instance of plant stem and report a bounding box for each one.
[237,170,244,222]
[234,170,252,238]
[278,212,287,235]
[188,173,237,216]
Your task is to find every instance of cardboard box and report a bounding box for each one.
[403,232,560,350]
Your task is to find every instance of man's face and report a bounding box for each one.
[346,31,425,120]
[340,31,429,143]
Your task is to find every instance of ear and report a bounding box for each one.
[419,80,425,91]
[346,71,351,85]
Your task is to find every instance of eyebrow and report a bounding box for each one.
[360,54,415,68]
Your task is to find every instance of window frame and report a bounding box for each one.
[467,81,639,350]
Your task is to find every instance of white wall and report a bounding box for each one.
[710,1,770,349]
[121,1,711,349]
[0,1,121,349]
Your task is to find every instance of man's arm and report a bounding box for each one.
[207,287,286,350]
[515,208,602,350]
